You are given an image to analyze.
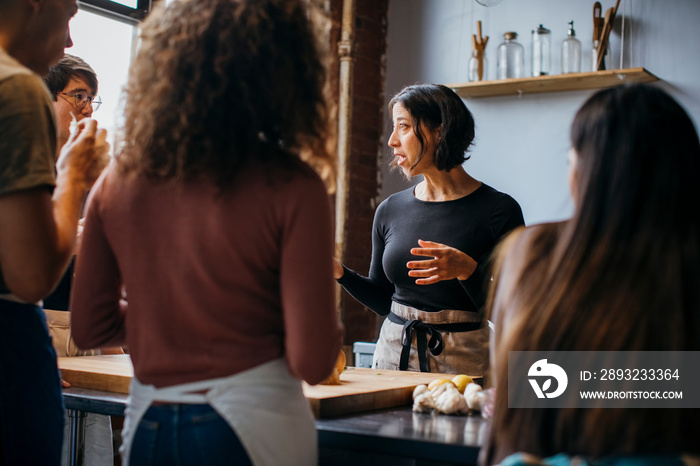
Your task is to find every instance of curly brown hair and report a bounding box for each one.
[115,0,335,192]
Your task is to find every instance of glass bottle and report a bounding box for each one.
[531,24,551,76]
[497,32,524,79]
[468,50,488,82]
[561,20,582,74]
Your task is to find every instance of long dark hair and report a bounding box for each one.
[388,83,475,172]
[485,84,700,463]
[116,0,335,191]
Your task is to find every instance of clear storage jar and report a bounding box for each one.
[468,50,488,82]
[497,32,524,79]
[531,24,551,76]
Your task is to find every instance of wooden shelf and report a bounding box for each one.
[446,67,659,99]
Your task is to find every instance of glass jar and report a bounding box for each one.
[561,20,581,74]
[592,40,610,71]
[531,24,551,76]
[468,50,488,82]
[497,32,524,79]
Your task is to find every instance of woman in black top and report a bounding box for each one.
[334,84,524,375]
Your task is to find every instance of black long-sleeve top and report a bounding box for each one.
[338,184,524,315]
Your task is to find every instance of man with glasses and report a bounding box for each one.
[42,55,117,466]
[43,54,102,313]
[44,54,102,149]
[0,0,109,463]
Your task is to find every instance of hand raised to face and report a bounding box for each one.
[56,118,110,192]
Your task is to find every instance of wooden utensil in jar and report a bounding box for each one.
[593,2,603,44]
[472,20,489,81]
[596,0,621,71]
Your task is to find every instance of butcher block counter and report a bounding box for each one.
[58,354,477,418]
[60,355,485,465]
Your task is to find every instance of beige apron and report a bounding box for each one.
[121,358,316,466]
[373,301,489,376]
[42,309,113,466]
[43,309,100,357]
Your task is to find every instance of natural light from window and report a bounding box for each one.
[113,0,138,7]
[67,8,136,147]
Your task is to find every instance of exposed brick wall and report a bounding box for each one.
[330,0,389,345]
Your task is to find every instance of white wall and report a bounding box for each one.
[381,0,700,225]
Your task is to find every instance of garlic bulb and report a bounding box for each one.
[434,383,469,415]
[412,391,436,413]
[464,382,483,411]
[430,381,453,399]
[413,384,429,399]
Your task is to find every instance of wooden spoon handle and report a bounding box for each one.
[596,8,613,70]
[593,1,602,40]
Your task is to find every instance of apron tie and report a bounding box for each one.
[389,311,483,372]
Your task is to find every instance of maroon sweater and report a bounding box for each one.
[71,162,343,388]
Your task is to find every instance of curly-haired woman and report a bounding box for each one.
[70,0,343,464]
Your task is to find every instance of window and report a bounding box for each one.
[78,0,151,24]
[68,6,138,146]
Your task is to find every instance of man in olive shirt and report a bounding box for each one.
[0,0,108,463]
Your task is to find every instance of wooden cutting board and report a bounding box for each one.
[58,355,465,417]
[302,367,461,417]
[59,354,133,394]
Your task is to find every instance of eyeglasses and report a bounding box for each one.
[57,91,102,112]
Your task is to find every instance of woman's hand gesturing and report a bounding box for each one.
[407,239,477,284]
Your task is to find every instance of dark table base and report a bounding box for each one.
[63,387,485,465]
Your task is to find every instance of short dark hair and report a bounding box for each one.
[388,84,475,171]
[43,54,98,100]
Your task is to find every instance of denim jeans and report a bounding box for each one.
[129,403,253,466]
[0,300,64,466]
